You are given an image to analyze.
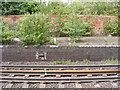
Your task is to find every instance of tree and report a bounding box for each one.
[1,2,40,15]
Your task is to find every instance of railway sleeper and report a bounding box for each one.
[0,73,118,78]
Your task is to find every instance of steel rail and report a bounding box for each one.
[0,64,120,68]
[0,70,119,73]
[0,76,119,81]
[0,73,117,76]
[1,80,119,83]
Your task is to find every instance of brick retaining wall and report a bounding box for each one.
[1,15,118,35]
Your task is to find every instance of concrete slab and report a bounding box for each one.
[58,83,64,88]
[39,83,45,88]
[55,37,119,45]
[22,83,29,88]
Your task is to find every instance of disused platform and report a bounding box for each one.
[1,37,119,62]
[1,45,119,62]
[53,37,119,45]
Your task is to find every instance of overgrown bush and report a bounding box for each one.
[49,15,92,42]
[1,13,118,45]
[1,14,92,45]
[15,13,51,45]
[0,20,16,44]
[1,1,40,15]
[91,2,118,15]
[104,20,119,36]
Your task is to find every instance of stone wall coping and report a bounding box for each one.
[0,45,120,49]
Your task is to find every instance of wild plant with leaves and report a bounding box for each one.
[1,2,118,16]
[0,20,17,44]
[15,13,51,45]
[48,14,92,42]
[104,19,119,36]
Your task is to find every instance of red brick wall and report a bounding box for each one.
[1,15,24,23]
[1,15,118,35]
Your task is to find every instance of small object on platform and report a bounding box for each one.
[12,38,21,42]
[108,35,112,37]
[35,52,47,60]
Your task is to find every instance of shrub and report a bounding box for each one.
[15,13,51,45]
[1,2,40,15]
[49,15,92,42]
[0,20,16,44]
[91,2,118,16]
[1,14,92,45]
[104,20,119,36]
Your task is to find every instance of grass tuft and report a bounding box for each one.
[83,59,90,64]
[53,59,72,65]
[105,58,118,64]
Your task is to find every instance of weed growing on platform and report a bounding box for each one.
[105,58,118,64]
[53,59,72,65]
[103,37,108,45]
[83,59,90,64]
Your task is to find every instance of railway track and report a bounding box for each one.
[0,64,119,70]
[0,64,120,88]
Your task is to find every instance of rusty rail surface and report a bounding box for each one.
[0,69,120,73]
[0,64,119,83]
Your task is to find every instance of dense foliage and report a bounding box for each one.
[49,15,92,42]
[1,2,40,15]
[1,14,92,44]
[0,20,16,44]
[1,1,119,45]
[1,2,118,16]
[104,19,119,36]
[1,14,50,45]
[15,14,51,45]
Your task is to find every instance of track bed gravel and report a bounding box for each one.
[1,82,118,88]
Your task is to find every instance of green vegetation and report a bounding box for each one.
[49,15,92,42]
[53,59,119,65]
[79,42,90,45]
[104,19,119,36]
[53,59,72,65]
[110,43,120,45]
[0,20,16,44]
[1,13,92,45]
[1,14,53,45]
[15,14,52,45]
[1,1,119,45]
[105,58,118,64]
[83,59,90,64]
[1,2,118,16]
[1,1,40,15]
[103,37,108,45]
